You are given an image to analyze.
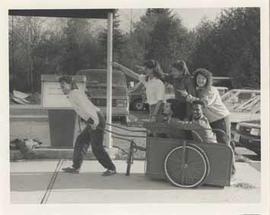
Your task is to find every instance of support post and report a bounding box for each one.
[105,12,113,149]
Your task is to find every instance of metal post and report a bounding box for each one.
[105,12,113,149]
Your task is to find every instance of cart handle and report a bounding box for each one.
[191,128,229,145]
[105,122,146,133]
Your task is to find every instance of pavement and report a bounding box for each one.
[10,159,260,204]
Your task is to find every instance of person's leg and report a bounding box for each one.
[63,126,90,173]
[72,126,90,170]
[149,104,155,120]
[148,104,155,137]
[90,112,116,171]
[155,102,164,122]
[210,118,228,145]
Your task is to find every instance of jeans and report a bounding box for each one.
[149,102,164,122]
[72,112,116,171]
[210,116,231,145]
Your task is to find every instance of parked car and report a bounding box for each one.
[129,85,147,111]
[216,86,228,96]
[222,89,260,111]
[222,89,260,124]
[129,84,175,111]
[233,120,261,156]
[76,69,129,123]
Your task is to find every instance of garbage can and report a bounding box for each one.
[48,109,77,148]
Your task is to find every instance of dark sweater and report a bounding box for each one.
[163,74,196,102]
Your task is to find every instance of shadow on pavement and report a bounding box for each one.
[11,172,224,191]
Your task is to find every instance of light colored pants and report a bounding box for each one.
[149,102,164,122]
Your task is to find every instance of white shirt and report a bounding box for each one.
[198,87,230,123]
[67,89,100,127]
[139,75,165,105]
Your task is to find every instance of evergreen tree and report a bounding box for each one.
[99,10,125,66]
[190,8,260,88]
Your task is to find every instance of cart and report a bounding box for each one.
[106,121,234,188]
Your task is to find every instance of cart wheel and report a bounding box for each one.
[164,144,210,188]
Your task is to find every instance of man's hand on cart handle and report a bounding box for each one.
[87,118,97,130]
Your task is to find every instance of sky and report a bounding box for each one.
[118,8,223,32]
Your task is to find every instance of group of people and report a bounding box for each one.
[134,59,235,175]
[58,59,235,177]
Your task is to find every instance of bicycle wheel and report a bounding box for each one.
[164,144,209,188]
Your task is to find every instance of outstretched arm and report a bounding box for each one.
[169,118,208,131]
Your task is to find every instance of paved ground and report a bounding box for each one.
[10,160,260,204]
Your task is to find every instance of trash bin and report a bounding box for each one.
[48,109,77,148]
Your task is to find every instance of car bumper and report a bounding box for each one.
[234,131,260,154]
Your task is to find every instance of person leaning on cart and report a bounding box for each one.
[167,100,217,144]
[184,68,236,176]
[58,76,116,176]
[161,60,196,120]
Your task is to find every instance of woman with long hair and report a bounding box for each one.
[188,68,235,175]
[133,59,166,122]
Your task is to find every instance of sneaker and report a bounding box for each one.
[102,169,116,176]
[62,167,80,174]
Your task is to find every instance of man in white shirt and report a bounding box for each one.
[59,76,116,176]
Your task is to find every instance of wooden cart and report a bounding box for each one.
[108,121,233,188]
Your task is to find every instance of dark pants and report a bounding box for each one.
[210,116,231,146]
[171,100,192,139]
[167,99,187,120]
[210,116,236,175]
[72,112,116,171]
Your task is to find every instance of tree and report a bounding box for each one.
[189,8,260,88]
[9,16,43,92]
[145,9,191,72]
[99,10,125,66]
[120,9,191,74]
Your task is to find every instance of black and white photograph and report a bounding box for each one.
[0,0,269,215]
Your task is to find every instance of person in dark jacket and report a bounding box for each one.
[162,60,196,120]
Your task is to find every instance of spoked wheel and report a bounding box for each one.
[164,144,210,188]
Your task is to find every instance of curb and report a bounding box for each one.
[10,147,131,161]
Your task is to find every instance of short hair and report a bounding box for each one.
[192,100,206,108]
[58,76,72,84]
[58,75,78,89]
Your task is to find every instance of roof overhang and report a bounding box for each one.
[9,9,115,19]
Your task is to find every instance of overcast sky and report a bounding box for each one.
[118,8,223,32]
